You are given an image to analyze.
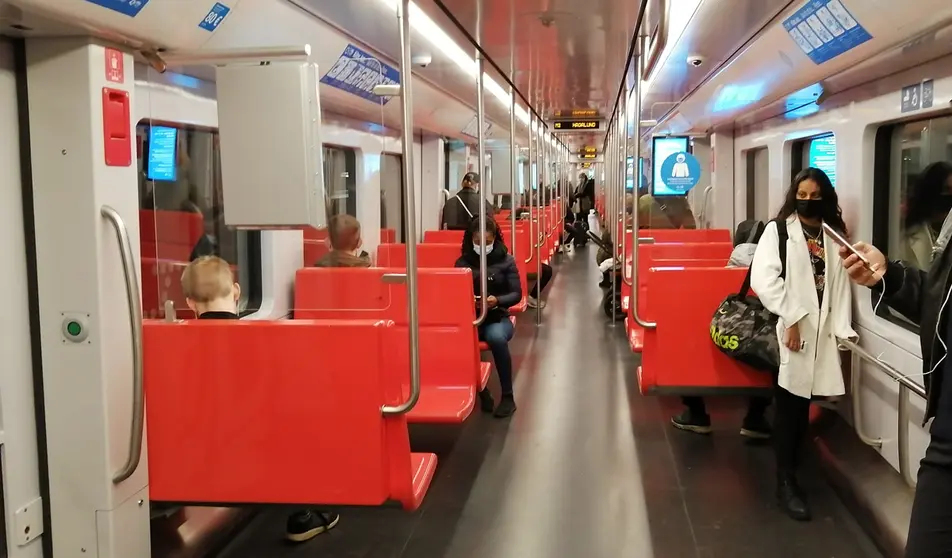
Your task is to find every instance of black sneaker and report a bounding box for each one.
[670,409,712,434]
[286,510,340,543]
[494,395,517,418]
[740,415,772,440]
[776,475,811,521]
[478,388,495,413]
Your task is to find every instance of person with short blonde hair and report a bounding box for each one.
[180,256,240,318]
[314,214,371,268]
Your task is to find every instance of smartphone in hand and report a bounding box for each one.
[822,223,874,269]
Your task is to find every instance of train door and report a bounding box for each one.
[745,146,770,221]
[0,38,43,558]
[380,153,405,242]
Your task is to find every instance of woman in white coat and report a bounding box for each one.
[750,167,857,522]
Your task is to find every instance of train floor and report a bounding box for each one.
[214,246,883,558]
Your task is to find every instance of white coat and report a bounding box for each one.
[750,214,858,399]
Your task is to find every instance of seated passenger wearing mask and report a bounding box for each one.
[456,218,521,417]
[442,172,496,231]
[314,214,371,268]
[671,219,772,439]
[181,256,340,542]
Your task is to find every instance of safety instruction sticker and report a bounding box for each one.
[783,0,871,65]
[84,0,149,17]
[199,2,230,32]
[320,44,400,105]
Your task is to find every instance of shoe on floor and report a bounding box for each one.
[776,474,811,521]
[494,395,517,418]
[527,296,547,309]
[670,409,712,435]
[740,415,772,440]
[478,388,495,413]
[286,510,340,542]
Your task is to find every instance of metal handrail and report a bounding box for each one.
[536,124,544,325]
[382,0,421,415]
[838,338,924,487]
[630,35,656,330]
[509,87,517,257]
[472,44,488,326]
[101,205,144,484]
[525,114,535,265]
[621,91,632,287]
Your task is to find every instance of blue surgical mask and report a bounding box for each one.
[473,243,494,255]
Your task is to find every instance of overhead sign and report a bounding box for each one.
[554,120,601,130]
[901,79,934,113]
[320,44,400,105]
[656,151,702,196]
[554,109,598,118]
[581,162,592,168]
[84,0,149,17]
[782,0,871,65]
[579,146,597,154]
[199,2,230,31]
[580,153,597,159]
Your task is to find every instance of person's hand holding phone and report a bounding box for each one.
[785,323,802,352]
[839,242,886,286]
[487,295,498,308]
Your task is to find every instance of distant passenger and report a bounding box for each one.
[456,218,521,417]
[181,256,341,542]
[671,219,772,439]
[750,167,856,522]
[314,214,371,268]
[442,172,496,231]
[903,162,952,271]
[574,173,594,218]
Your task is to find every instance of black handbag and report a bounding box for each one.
[709,219,788,372]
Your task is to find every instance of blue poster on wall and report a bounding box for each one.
[783,0,872,65]
[657,152,702,196]
[808,135,837,187]
[320,44,400,105]
[84,0,149,17]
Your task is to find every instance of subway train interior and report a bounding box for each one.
[3,0,952,556]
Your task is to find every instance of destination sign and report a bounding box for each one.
[554,120,601,130]
[579,146,597,154]
[554,109,599,118]
[579,153,597,159]
[581,162,592,168]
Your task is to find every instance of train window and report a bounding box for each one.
[872,116,952,331]
[380,153,405,242]
[444,139,467,190]
[323,145,357,218]
[137,122,262,318]
[745,147,769,220]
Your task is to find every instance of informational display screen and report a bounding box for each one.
[554,120,601,130]
[626,157,645,190]
[651,136,689,196]
[808,134,836,187]
[147,126,178,182]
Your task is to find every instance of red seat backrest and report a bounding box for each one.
[376,243,460,268]
[638,228,731,243]
[294,267,479,388]
[144,319,414,505]
[640,267,770,393]
[303,240,330,267]
[423,230,463,244]
[140,210,204,261]
[380,228,396,243]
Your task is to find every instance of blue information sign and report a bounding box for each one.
[808,135,837,187]
[320,44,400,105]
[199,2,230,31]
[84,0,149,17]
[783,0,871,65]
[657,152,702,196]
[147,126,178,182]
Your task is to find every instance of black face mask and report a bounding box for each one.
[796,199,823,220]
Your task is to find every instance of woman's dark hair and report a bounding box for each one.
[460,217,501,256]
[905,162,952,228]
[776,167,848,235]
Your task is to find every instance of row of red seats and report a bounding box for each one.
[625,229,772,397]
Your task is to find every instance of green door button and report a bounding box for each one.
[66,321,82,337]
[61,315,90,343]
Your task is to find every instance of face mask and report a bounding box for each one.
[796,199,823,219]
[473,243,494,256]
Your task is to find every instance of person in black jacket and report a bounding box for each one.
[442,172,496,230]
[456,218,521,418]
[841,235,952,557]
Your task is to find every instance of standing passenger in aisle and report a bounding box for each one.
[840,198,952,558]
[456,218,521,417]
[180,256,341,542]
[442,172,496,230]
[750,167,856,522]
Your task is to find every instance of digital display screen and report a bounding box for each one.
[147,126,178,182]
[554,120,601,130]
[652,136,689,197]
[626,157,644,190]
[808,134,836,187]
[580,153,597,159]
[555,109,598,118]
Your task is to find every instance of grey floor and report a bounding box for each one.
[215,246,882,558]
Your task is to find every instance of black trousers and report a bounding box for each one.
[530,263,553,299]
[681,395,771,420]
[773,385,811,473]
[905,440,952,557]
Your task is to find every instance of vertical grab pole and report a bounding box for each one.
[610,118,617,323]
[509,87,517,256]
[525,114,535,264]
[621,83,632,287]
[536,126,544,325]
[631,34,655,329]
[473,4,489,327]
[383,0,421,415]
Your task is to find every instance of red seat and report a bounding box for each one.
[294,267,480,424]
[638,267,772,395]
[144,319,437,510]
[140,210,204,261]
[632,227,731,244]
[423,230,463,244]
[303,240,329,267]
